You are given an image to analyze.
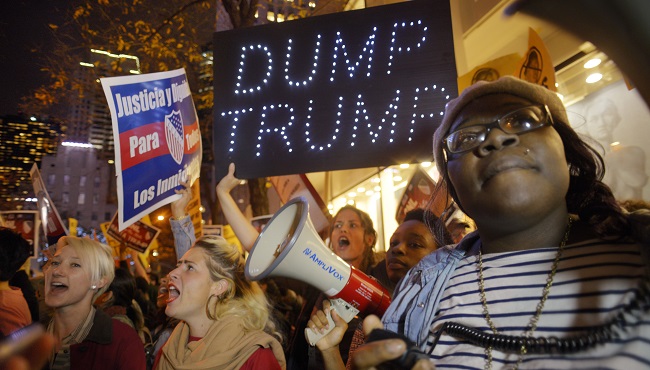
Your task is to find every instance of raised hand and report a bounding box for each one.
[216,163,242,196]
[171,180,192,219]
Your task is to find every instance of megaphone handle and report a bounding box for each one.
[305,298,360,347]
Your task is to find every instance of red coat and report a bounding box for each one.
[54,309,146,370]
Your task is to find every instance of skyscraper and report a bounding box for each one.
[39,143,117,228]
[0,115,61,210]
[69,49,140,157]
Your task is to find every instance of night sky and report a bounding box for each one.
[0,1,65,115]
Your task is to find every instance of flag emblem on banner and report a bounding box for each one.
[165,110,184,165]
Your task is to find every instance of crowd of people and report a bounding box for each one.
[2,54,649,370]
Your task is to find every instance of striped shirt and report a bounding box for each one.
[425,239,650,369]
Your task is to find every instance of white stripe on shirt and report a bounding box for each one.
[424,239,650,369]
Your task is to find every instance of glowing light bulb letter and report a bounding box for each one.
[330,29,377,81]
[224,108,254,154]
[285,35,321,87]
[256,104,296,156]
[387,20,428,75]
[235,44,273,95]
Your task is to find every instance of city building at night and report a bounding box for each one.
[39,142,117,229]
[0,114,61,211]
[68,49,140,157]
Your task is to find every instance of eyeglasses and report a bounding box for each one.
[443,105,553,154]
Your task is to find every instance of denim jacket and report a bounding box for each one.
[381,231,481,348]
[170,215,195,259]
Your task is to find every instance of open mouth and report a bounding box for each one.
[49,282,68,293]
[157,286,168,300]
[167,284,180,303]
[338,236,350,248]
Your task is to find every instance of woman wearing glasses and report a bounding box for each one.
[351,76,650,369]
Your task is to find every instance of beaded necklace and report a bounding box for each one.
[477,218,572,370]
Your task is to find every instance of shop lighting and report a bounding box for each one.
[421,161,431,167]
[586,73,603,83]
[399,163,409,169]
[583,58,601,69]
[157,215,165,221]
[357,187,366,193]
[348,192,357,198]
[393,175,402,182]
[374,185,381,192]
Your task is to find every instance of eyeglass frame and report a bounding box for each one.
[442,104,554,155]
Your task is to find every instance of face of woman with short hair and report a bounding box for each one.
[445,94,570,229]
[45,239,98,312]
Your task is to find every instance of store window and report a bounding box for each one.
[327,163,440,251]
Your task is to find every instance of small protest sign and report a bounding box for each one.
[0,211,39,256]
[30,163,68,245]
[269,174,331,233]
[106,213,161,254]
[395,166,437,223]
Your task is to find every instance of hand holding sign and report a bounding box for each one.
[171,181,192,219]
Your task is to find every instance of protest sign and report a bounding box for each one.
[269,174,331,233]
[30,163,68,245]
[457,53,521,94]
[203,224,223,237]
[395,166,437,223]
[0,211,39,256]
[106,212,161,254]
[185,179,203,239]
[100,221,122,250]
[213,0,457,179]
[516,28,557,91]
[101,68,202,231]
[68,218,78,237]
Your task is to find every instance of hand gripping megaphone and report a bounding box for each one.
[245,197,391,346]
